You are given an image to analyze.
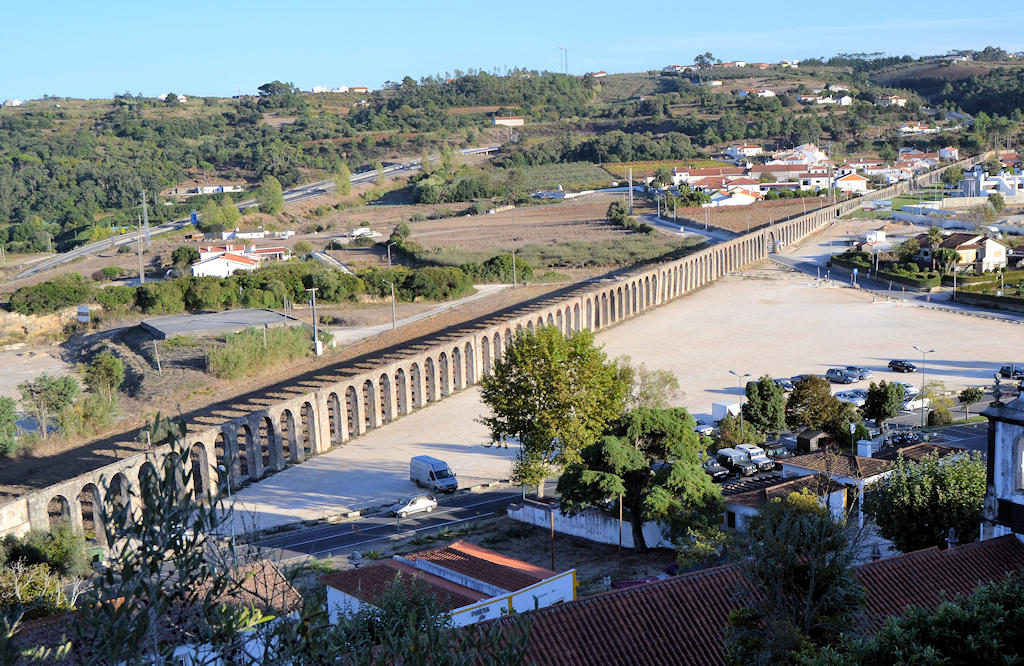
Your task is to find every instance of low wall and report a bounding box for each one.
[943,195,1024,208]
[506,500,672,550]
[955,291,1024,314]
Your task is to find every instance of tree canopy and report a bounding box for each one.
[558,407,722,551]
[862,380,905,427]
[18,375,79,440]
[479,325,627,489]
[742,376,787,437]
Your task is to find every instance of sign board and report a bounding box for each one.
[190,210,198,225]
[849,423,856,435]
[77,306,90,323]
[852,268,859,276]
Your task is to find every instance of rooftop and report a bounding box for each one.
[322,559,486,612]
[400,540,555,592]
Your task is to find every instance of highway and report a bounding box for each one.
[10,145,500,281]
[252,481,553,562]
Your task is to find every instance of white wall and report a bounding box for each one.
[506,502,672,549]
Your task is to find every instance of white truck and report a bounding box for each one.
[410,455,458,493]
[712,401,741,423]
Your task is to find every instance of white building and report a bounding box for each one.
[838,95,853,106]
[736,89,775,98]
[492,116,525,127]
[836,173,870,193]
[1,99,25,107]
[725,144,763,159]
[191,252,260,278]
[323,541,575,627]
[722,473,848,531]
[939,146,960,161]
[875,95,908,107]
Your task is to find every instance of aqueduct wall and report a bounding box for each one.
[0,154,984,538]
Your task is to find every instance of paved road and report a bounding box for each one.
[10,146,500,281]
[253,481,555,561]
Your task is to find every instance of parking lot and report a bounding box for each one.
[231,257,1024,533]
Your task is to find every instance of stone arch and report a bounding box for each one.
[327,393,343,444]
[556,309,564,333]
[236,424,251,481]
[464,341,475,385]
[190,442,210,500]
[344,387,359,436]
[165,451,187,502]
[78,484,101,539]
[280,409,299,463]
[300,401,315,456]
[47,495,70,529]
[362,380,378,430]
[573,304,581,331]
[585,299,593,329]
[608,291,616,323]
[481,336,491,374]
[631,282,638,314]
[493,332,502,365]
[257,417,273,472]
[546,313,554,328]
[767,230,776,254]
[617,287,624,319]
[438,352,450,397]
[107,472,131,514]
[425,357,437,402]
[379,373,393,423]
[395,367,408,415]
[214,432,227,472]
[526,320,534,333]
[138,461,157,495]
[452,346,464,391]
[536,315,544,329]
[643,277,650,306]
[410,363,423,408]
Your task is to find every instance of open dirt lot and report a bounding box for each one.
[673,197,842,234]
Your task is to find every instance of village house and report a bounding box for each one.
[725,144,763,159]
[589,71,608,78]
[874,95,908,107]
[736,89,775,98]
[492,116,525,127]
[914,231,1008,273]
[939,146,959,161]
[671,166,746,186]
[961,164,1024,197]
[721,473,847,531]
[836,173,870,193]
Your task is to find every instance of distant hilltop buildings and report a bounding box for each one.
[310,86,371,94]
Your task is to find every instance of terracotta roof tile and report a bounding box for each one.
[322,560,486,612]
[722,473,835,508]
[401,540,554,591]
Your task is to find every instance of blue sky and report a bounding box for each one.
[4,0,1023,100]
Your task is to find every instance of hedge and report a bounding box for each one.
[877,269,941,288]
[8,274,93,316]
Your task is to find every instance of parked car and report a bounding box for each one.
[410,455,458,493]
[825,368,859,384]
[836,390,866,407]
[845,366,874,380]
[716,448,757,477]
[702,456,730,481]
[903,396,931,411]
[1000,364,1024,380]
[736,444,776,471]
[894,381,919,398]
[762,443,795,464]
[773,378,795,392]
[888,359,917,373]
[791,374,824,384]
[694,418,716,436]
[391,493,438,518]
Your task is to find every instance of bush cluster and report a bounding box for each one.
[8,273,93,316]
[206,326,315,379]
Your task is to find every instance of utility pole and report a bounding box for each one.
[152,341,162,374]
[510,248,518,288]
[137,215,145,285]
[306,288,321,355]
[628,168,634,214]
[141,190,151,249]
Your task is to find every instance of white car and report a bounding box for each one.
[902,396,931,411]
[694,419,715,436]
[736,444,775,471]
[391,493,437,518]
[835,390,866,407]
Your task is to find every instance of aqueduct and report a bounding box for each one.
[0,155,984,538]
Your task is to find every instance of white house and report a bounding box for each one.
[725,144,763,159]
[939,146,960,161]
[798,173,832,190]
[706,189,759,207]
[220,226,266,240]
[836,173,870,193]
[838,95,853,106]
[191,252,260,278]
[199,244,247,261]
[1,99,25,107]
[322,541,575,627]
[722,473,848,531]
[736,89,775,98]
[875,95,908,107]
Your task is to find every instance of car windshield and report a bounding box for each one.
[398,496,414,505]
[433,468,452,479]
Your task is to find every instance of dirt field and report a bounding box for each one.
[673,197,843,234]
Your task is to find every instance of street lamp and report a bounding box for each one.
[386,242,396,268]
[729,370,752,441]
[305,287,321,355]
[216,464,236,566]
[912,346,935,428]
[382,280,397,330]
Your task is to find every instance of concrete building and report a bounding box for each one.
[725,144,763,159]
[492,116,525,127]
[722,473,847,531]
[914,231,1008,273]
[836,173,870,193]
[322,540,575,627]
[875,95,908,107]
[191,253,260,278]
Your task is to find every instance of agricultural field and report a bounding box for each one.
[592,72,676,103]
[516,162,614,192]
[602,159,733,179]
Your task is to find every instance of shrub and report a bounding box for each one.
[294,241,314,254]
[0,562,73,620]
[350,236,375,248]
[8,273,93,316]
[100,266,124,280]
[135,281,186,314]
[927,408,953,426]
[206,326,312,380]
[117,245,133,254]
[95,285,136,312]
[3,523,89,577]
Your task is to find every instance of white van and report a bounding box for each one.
[410,455,458,493]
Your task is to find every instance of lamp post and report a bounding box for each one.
[305,287,320,355]
[729,370,752,440]
[386,242,396,268]
[216,464,236,566]
[912,345,935,428]
[382,279,397,330]
[507,248,518,288]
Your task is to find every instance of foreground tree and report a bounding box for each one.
[742,376,787,437]
[0,397,17,456]
[958,386,985,420]
[785,376,837,431]
[256,175,284,215]
[479,326,627,492]
[83,351,125,405]
[558,408,722,552]
[617,355,681,411]
[18,375,78,440]
[171,245,200,269]
[863,451,986,553]
[727,491,865,665]
[862,380,905,427]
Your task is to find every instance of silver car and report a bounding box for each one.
[845,366,874,380]
[836,390,866,407]
[391,493,437,518]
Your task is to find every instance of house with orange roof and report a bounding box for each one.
[836,172,870,193]
[191,252,260,278]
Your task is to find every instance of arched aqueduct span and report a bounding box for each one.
[0,155,982,539]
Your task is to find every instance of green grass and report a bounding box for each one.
[516,162,613,192]
[205,326,313,379]
[602,159,732,179]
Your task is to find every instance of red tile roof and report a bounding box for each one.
[219,252,260,267]
[685,167,745,178]
[498,536,1024,665]
[400,540,555,592]
[722,473,835,508]
[322,559,486,612]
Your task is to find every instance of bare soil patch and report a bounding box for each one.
[675,197,843,234]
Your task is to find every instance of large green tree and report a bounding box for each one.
[862,380,906,427]
[0,397,17,456]
[727,491,865,665]
[616,356,681,411]
[958,386,985,420]
[785,376,838,431]
[335,163,352,196]
[171,245,200,268]
[18,375,79,440]
[256,175,284,215]
[863,451,986,553]
[83,351,125,405]
[479,325,627,491]
[940,164,964,186]
[742,376,787,437]
[558,407,722,552]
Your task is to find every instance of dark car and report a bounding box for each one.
[825,368,858,384]
[773,378,795,392]
[762,443,795,465]
[1000,364,1024,380]
[702,456,730,481]
[888,360,917,373]
[790,374,823,385]
[716,448,757,477]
